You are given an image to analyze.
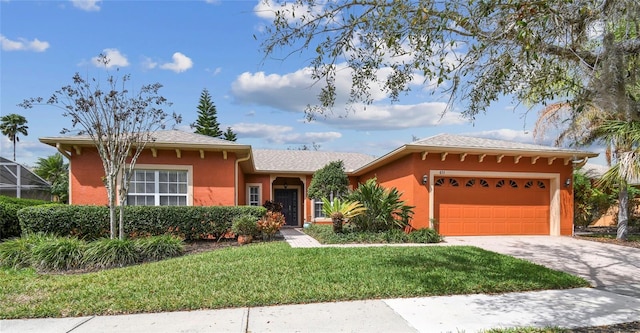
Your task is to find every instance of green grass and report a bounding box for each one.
[0,242,588,319]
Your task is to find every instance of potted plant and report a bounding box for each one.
[321,197,367,233]
[231,215,259,245]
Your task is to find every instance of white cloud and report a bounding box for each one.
[141,56,158,70]
[160,52,193,73]
[70,0,101,12]
[205,67,222,76]
[319,102,467,130]
[0,35,50,52]
[231,63,389,113]
[231,64,466,131]
[232,122,341,144]
[92,48,129,68]
[464,129,536,144]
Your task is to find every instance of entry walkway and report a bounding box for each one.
[279,227,322,247]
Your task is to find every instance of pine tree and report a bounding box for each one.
[192,88,222,138]
[223,126,237,142]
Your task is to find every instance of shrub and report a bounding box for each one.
[18,205,267,241]
[231,215,259,236]
[0,195,52,240]
[31,236,86,271]
[347,178,415,232]
[407,228,443,243]
[135,235,184,262]
[18,204,109,240]
[84,239,139,269]
[257,211,286,240]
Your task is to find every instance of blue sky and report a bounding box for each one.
[1,0,604,167]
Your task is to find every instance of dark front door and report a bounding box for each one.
[274,189,298,226]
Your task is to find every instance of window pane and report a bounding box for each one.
[169,172,177,182]
[146,183,155,193]
[159,183,168,193]
[159,171,168,182]
[179,184,187,193]
[178,172,187,182]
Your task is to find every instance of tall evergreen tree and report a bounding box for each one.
[192,88,222,138]
[223,126,237,142]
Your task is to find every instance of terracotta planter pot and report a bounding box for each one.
[237,234,253,245]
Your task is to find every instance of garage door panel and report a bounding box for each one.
[435,177,550,236]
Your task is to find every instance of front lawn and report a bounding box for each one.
[0,242,588,319]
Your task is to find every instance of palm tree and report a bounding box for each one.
[33,153,69,203]
[593,120,640,240]
[0,113,29,161]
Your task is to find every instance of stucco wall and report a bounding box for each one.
[69,147,236,206]
[356,152,575,235]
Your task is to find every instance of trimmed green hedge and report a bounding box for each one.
[0,196,52,240]
[18,205,267,240]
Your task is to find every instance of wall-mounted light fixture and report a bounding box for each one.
[564,178,571,187]
[422,174,428,185]
[284,181,288,189]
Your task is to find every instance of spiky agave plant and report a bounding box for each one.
[321,197,366,233]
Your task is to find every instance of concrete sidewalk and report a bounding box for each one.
[3,231,640,333]
[2,288,640,333]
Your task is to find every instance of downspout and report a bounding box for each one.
[56,143,73,204]
[235,153,251,205]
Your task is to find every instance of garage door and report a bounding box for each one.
[434,177,550,236]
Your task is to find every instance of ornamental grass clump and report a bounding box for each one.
[257,211,285,241]
[30,236,86,271]
[135,235,185,262]
[83,238,139,269]
[0,233,57,269]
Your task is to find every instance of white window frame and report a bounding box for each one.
[312,199,329,221]
[123,164,193,206]
[246,183,262,206]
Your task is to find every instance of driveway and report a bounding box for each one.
[444,236,640,297]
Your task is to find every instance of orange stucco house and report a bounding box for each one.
[40,130,597,236]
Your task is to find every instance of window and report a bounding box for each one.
[313,199,326,219]
[127,169,188,206]
[247,185,261,206]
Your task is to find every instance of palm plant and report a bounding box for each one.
[321,197,366,233]
[535,103,638,240]
[347,178,415,232]
[33,153,69,203]
[592,120,640,240]
[0,113,28,161]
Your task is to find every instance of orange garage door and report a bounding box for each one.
[434,177,550,236]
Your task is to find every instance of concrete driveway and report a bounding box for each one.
[444,236,640,297]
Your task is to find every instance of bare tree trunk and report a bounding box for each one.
[617,185,629,240]
[119,205,124,240]
[109,196,116,239]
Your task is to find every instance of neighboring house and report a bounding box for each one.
[39,130,597,236]
[0,156,52,201]
[578,163,640,227]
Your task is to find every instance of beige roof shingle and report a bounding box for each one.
[252,149,375,173]
[411,133,594,154]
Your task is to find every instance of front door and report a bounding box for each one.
[274,189,298,226]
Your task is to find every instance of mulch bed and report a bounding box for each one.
[570,321,640,332]
[573,226,640,249]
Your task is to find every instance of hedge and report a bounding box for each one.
[18,205,267,240]
[0,196,52,240]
